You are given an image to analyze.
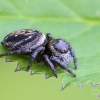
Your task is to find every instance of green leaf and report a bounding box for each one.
[0,0,100,88]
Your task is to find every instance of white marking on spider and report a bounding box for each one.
[28,36,32,39]
[15,35,18,37]
[30,33,46,49]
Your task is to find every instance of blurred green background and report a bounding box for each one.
[0,0,100,100]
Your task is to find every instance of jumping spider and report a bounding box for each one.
[0,29,77,78]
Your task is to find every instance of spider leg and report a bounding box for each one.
[68,44,77,69]
[35,52,43,63]
[46,33,52,41]
[43,54,57,78]
[0,49,22,57]
[26,46,45,71]
[51,56,76,77]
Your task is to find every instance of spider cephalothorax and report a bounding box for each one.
[46,38,77,77]
[0,29,77,78]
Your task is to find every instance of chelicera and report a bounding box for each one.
[0,29,77,78]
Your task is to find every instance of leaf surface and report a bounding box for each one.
[0,0,100,87]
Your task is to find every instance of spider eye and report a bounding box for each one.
[53,39,68,53]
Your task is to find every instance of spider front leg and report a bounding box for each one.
[51,56,76,77]
[26,46,45,71]
[43,54,57,78]
[68,44,77,69]
[35,53,43,63]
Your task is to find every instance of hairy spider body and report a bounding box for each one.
[48,39,71,64]
[1,29,46,51]
[0,29,77,78]
[43,38,77,77]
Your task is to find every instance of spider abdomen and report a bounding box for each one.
[1,29,46,51]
